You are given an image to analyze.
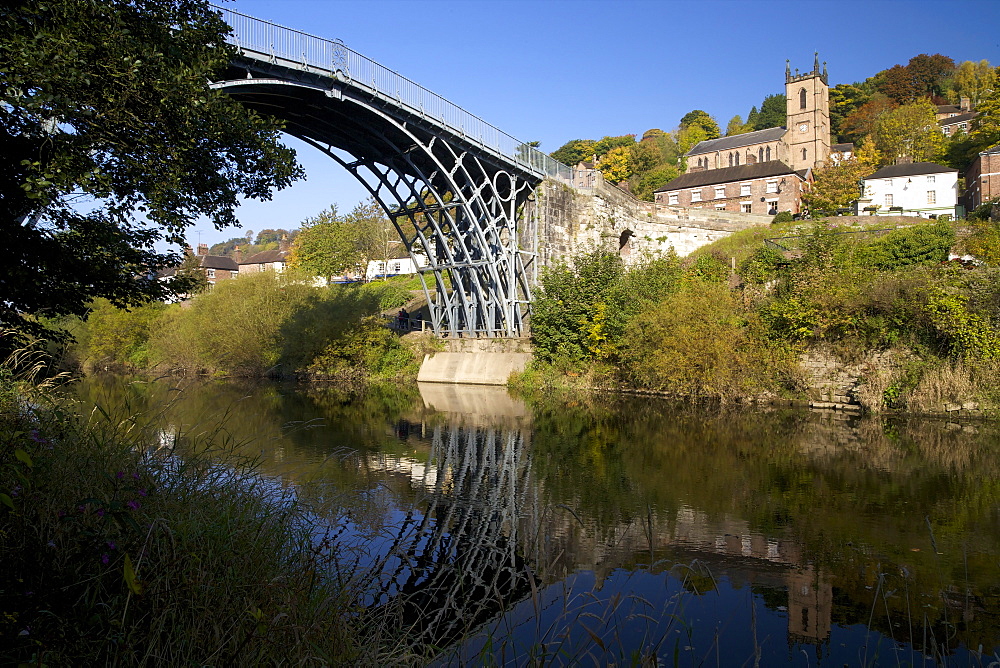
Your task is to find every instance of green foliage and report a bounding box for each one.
[802,159,867,215]
[725,114,754,137]
[1,0,301,339]
[550,139,598,166]
[761,296,820,341]
[593,135,637,159]
[868,100,946,166]
[829,82,873,143]
[596,146,633,184]
[621,281,795,400]
[631,165,680,202]
[861,221,955,270]
[288,205,360,279]
[924,288,1000,360]
[307,316,418,380]
[772,211,794,224]
[77,299,167,372]
[750,94,787,131]
[738,246,786,284]
[679,110,721,140]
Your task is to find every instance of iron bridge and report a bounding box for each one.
[210,7,572,337]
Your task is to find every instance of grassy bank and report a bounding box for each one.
[0,339,414,665]
[62,272,424,384]
[515,216,1000,414]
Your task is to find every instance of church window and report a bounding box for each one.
[759,147,764,162]
[728,153,734,167]
[715,186,725,199]
[766,146,771,161]
[734,153,740,166]
[800,87,807,109]
[691,189,702,202]
[802,148,807,161]
[740,183,751,196]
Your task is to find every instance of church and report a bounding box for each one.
[654,55,832,216]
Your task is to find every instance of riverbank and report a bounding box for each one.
[514,217,1000,418]
[0,344,415,665]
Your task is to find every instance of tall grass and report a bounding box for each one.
[0,336,367,664]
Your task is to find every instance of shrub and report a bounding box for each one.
[772,211,794,224]
[860,221,955,270]
[620,280,796,400]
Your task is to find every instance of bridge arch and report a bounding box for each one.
[210,8,570,337]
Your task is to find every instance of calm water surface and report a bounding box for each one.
[73,376,1000,666]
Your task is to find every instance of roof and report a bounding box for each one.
[936,104,963,114]
[240,249,288,265]
[198,255,238,271]
[939,112,978,126]
[685,127,787,156]
[655,161,805,192]
[981,144,1000,156]
[831,143,855,153]
[865,162,957,180]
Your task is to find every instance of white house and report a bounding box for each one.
[365,256,427,280]
[858,162,958,218]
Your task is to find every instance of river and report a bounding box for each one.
[72,376,1000,666]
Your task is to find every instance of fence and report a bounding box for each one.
[212,5,573,183]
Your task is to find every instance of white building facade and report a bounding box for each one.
[859,163,958,218]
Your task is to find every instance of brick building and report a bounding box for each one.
[656,55,831,215]
[963,144,1000,212]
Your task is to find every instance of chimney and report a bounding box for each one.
[197,243,209,256]
[234,245,243,264]
[279,234,290,253]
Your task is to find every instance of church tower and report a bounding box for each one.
[785,54,830,172]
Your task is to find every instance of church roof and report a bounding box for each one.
[865,162,957,180]
[684,127,787,156]
[655,161,804,192]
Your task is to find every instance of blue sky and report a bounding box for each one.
[193,0,1000,247]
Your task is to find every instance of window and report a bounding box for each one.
[741,202,752,213]
[927,190,936,205]
[943,126,952,136]
[884,193,893,207]
[766,180,778,193]
[740,183,751,196]
[927,175,935,183]
[715,204,726,211]
[959,122,968,131]
[766,146,771,161]
[206,269,216,279]
[715,186,725,199]
[759,147,764,162]
[766,199,779,214]
[691,189,702,202]
[802,148,807,161]
[734,152,740,165]
[668,193,678,205]
[728,153,733,167]
[800,87,807,109]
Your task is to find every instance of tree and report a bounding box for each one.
[969,79,1000,150]
[593,135,637,159]
[954,60,996,108]
[679,110,720,140]
[725,115,753,136]
[875,54,956,103]
[176,251,209,296]
[840,96,897,143]
[829,82,872,142]
[631,165,679,202]
[550,139,597,166]
[597,146,633,184]
[751,94,786,131]
[1,0,301,341]
[802,159,868,215]
[346,198,404,275]
[287,206,359,281]
[869,100,946,166]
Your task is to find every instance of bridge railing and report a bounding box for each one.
[213,5,573,183]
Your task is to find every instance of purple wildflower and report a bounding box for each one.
[101,554,109,564]
[57,510,66,518]
[28,430,46,444]
[132,472,140,480]
[126,500,140,511]
[115,471,124,480]
[47,541,56,549]
[138,488,147,497]
[96,509,105,517]
[106,541,117,551]
[77,505,86,513]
